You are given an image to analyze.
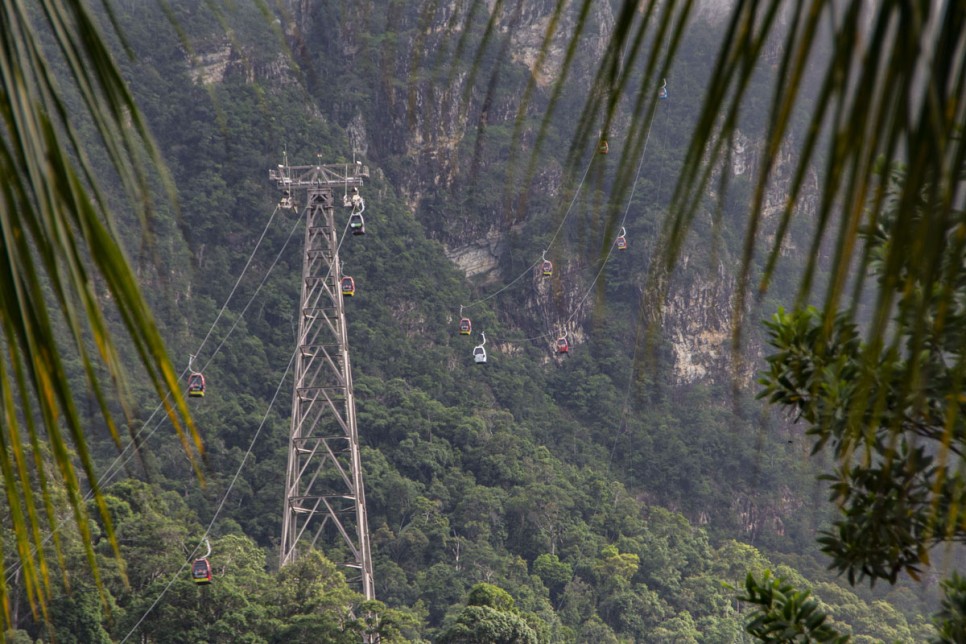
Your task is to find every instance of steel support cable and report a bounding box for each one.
[111,205,293,488]
[499,100,661,347]
[91,209,304,494]
[460,153,596,311]
[121,214,357,641]
[580,97,670,516]
[4,205,296,582]
[197,211,305,373]
[119,348,297,644]
[97,210,306,490]
[101,203,293,485]
[564,101,657,328]
[597,100,672,516]
[193,204,283,360]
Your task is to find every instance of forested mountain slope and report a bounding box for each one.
[4,1,943,641]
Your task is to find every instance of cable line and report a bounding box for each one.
[121,210,359,640]
[119,348,297,643]
[543,153,596,256]
[100,208,306,489]
[460,152,596,311]
[461,58,669,352]
[99,208,304,491]
[494,89,664,353]
[197,211,305,373]
[594,91,674,518]
[4,204,296,582]
[194,204,283,360]
[564,99,659,329]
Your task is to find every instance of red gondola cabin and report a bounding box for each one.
[556,337,570,354]
[541,260,553,277]
[616,235,627,250]
[341,276,355,297]
[192,558,212,585]
[187,372,205,398]
[459,318,472,335]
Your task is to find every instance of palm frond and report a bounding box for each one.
[0,0,200,623]
[457,0,966,583]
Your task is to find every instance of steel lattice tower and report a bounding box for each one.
[271,157,374,600]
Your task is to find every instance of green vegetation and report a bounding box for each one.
[2,0,962,641]
[760,166,966,587]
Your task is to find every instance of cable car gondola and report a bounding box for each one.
[187,372,206,398]
[341,276,356,297]
[616,227,627,251]
[459,318,472,335]
[658,78,668,100]
[541,251,553,277]
[349,212,366,235]
[473,345,486,364]
[598,140,609,155]
[473,332,487,364]
[556,337,570,354]
[192,558,212,585]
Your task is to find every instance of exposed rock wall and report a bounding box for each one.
[266,0,820,387]
[658,127,819,385]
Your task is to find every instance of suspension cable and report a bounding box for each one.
[120,210,357,641]
[461,152,596,311]
[119,348,297,643]
[5,205,298,582]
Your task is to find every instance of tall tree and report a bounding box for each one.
[759,164,966,584]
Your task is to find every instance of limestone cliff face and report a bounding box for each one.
[662,259,736,384]
[658,129,820,385]
[258,0,818,386]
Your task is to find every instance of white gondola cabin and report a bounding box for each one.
[473,332,487,363]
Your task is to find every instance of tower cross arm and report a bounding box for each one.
[270,163,369,190]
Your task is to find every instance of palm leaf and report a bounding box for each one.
[0,0,200,624]
[459,0,966,582]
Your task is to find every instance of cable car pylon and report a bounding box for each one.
[270,157,374,601]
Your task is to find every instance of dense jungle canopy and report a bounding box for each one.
[0,0,964,641]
